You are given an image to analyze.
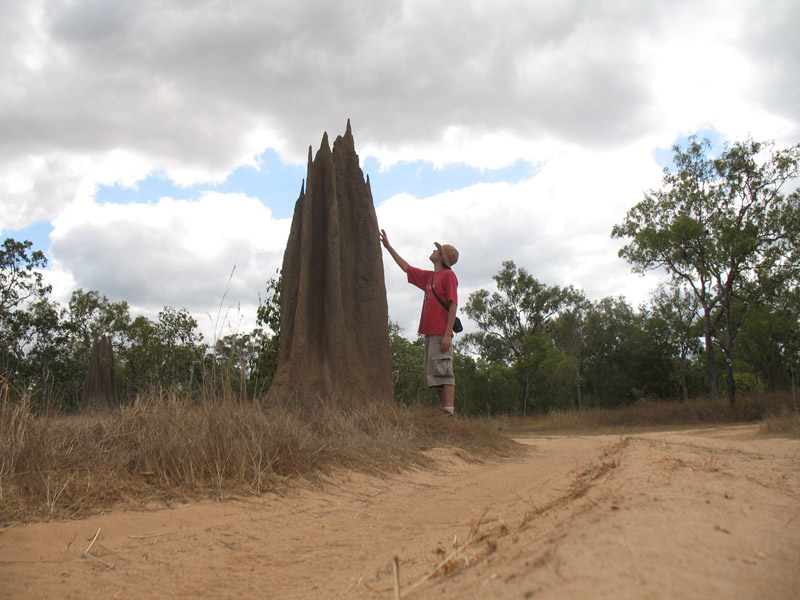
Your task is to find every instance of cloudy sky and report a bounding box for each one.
[2,0,798,341]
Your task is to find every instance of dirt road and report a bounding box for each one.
[2,425,798,599]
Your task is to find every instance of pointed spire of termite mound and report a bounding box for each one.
[267,122,393,407]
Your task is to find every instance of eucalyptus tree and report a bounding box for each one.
[14,296,72,409]
[581,296,638,406]
[0,239,49,316]
[0,239,51,374]
[120,308,205,399]
[66,289,131,352]
[648,282,701,401]
[464,260,583,414]
[551,295,592,409]
[612,137,800,402]
[155,306,204,392]
[734,299,796,391]
[121,314,161,395]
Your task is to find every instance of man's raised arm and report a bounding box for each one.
[380,229,409,273]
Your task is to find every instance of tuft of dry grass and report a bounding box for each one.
[759,406,800,438]
[0,390,517,525]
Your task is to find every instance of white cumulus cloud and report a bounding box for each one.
[47,192,289,340]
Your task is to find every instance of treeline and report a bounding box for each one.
[0,237,281,411]
[4,243,795,416]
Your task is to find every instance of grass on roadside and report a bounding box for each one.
[0,391,516,525]
[2,387,797,526]
[495,391,799,436]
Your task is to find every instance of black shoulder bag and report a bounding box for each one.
[430,274,463,334]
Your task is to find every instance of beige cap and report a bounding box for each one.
[435,242,459,268]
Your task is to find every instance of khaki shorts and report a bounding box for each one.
[424,335,455,389]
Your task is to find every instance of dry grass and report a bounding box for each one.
[759,406,800,438]
[497,392,798,436]
[3,384,796,526]
[0,390,516,525]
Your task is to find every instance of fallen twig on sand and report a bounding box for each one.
[393,556,401,599]
[81,527,114,569]
[84,527,101,556]
[128,529,179,539]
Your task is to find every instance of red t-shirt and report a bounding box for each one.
[407,266,458,335]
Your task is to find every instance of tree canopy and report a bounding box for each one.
[612,137,800,402]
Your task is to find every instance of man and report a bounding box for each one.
[380,229,459,415]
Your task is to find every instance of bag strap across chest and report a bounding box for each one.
[429,274,450,311]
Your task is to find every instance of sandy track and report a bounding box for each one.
[1,425,798,599]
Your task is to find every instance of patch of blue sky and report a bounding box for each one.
[4,221,54,259]
[96,150,541,219]
[94,149,307,219]
[363,157,541,205]
[217,149,307,218]
[96,173,193,206]
[653,125,728,171]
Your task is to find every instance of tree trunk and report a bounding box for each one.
[725,357,736,404]
[724,329,736,405]
[722,286,737,405]
[575,349,583,410]
[679,355,689,402]
[702,309,718,400]
[519,378,529,415]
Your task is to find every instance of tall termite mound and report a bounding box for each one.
[266,121,393,406]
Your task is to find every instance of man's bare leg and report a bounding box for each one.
[438,384,455,414]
